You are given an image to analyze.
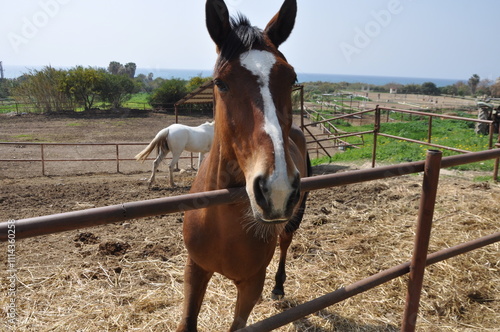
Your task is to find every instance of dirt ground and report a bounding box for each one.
[0,110,498,331]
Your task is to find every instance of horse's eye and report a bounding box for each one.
[214,79,229,92]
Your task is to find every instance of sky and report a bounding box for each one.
[2,0,500,81]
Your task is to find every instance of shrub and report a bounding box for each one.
[148,78,187,109]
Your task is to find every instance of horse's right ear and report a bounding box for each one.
[206,0,231,51]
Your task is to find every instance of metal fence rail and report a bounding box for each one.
[0,142,199,175]
[302,106,496,169]
[1,149,499,332]
[239,232,500,332]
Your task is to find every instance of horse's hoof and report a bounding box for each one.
[271,290,285,300]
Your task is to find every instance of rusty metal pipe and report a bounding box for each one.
[377,106,493,124]
[238,231,500,332]
[377,133,470,154]
[2,149,500,242]
[1,188,246,241]
[401,150,442,331]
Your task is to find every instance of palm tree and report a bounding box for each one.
[468,74,480,95]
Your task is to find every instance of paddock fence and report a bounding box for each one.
[2,105,498,178]
[1,148,499,332]
[302,105,496,169]
[0,142,201,176]
[303,107,494,155]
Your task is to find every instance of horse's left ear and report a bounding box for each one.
[264,0,297,48]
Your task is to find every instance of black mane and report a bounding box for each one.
[215,14,264,71]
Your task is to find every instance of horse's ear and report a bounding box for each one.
[206,0,231,51]
[264,0,297,48]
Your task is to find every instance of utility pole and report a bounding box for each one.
[0,61,4,80]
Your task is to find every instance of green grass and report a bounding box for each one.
[10,134,39,142]
[314,118,495,171]
[473,175,494,182]
[0,102,20,114]
[123,93,151,109]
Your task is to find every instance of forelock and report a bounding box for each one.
[215,14,264,71]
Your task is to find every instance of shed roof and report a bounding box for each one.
[175,82,304,107]
[175,80,214,106]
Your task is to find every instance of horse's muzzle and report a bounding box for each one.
[252,172,301,222]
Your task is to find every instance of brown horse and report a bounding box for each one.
[177,0,310,331]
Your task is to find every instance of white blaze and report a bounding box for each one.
[240,50,291,211]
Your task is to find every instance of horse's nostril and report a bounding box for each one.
[253,175,270,211]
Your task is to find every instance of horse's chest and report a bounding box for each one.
[183,207,276,279]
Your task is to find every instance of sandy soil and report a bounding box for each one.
[0,110,498,331]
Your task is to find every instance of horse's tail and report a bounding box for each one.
[135,129,169,163]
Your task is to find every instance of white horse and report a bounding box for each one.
[135,121,214,187]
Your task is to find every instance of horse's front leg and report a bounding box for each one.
[229,269,266,331]
[272,230,294,300]
[177,257,213,332]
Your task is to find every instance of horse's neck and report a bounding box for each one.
[203,137,245,190]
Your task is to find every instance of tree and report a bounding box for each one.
[454,81,470,97]
[186,75,212,92]
[0,78,11,98]
[13,66,72,112]
[148,78,187,108]
[468,74,480,95]
[107,61,136,78]
[108,61,122,75]
[476,79,492,97]
[124,62,136,78]
[440,84,457,95]
[62,66,106,110]
[421,82,440,96]
[401,84,421,94]
[491,78,500,97]
[99,73,135,108]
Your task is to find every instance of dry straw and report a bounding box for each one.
[1,169,498,331]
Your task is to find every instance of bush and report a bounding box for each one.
[61,66,105,110]
[100,74,135,108]
[13,66,73,113]
[148,78,187,109]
